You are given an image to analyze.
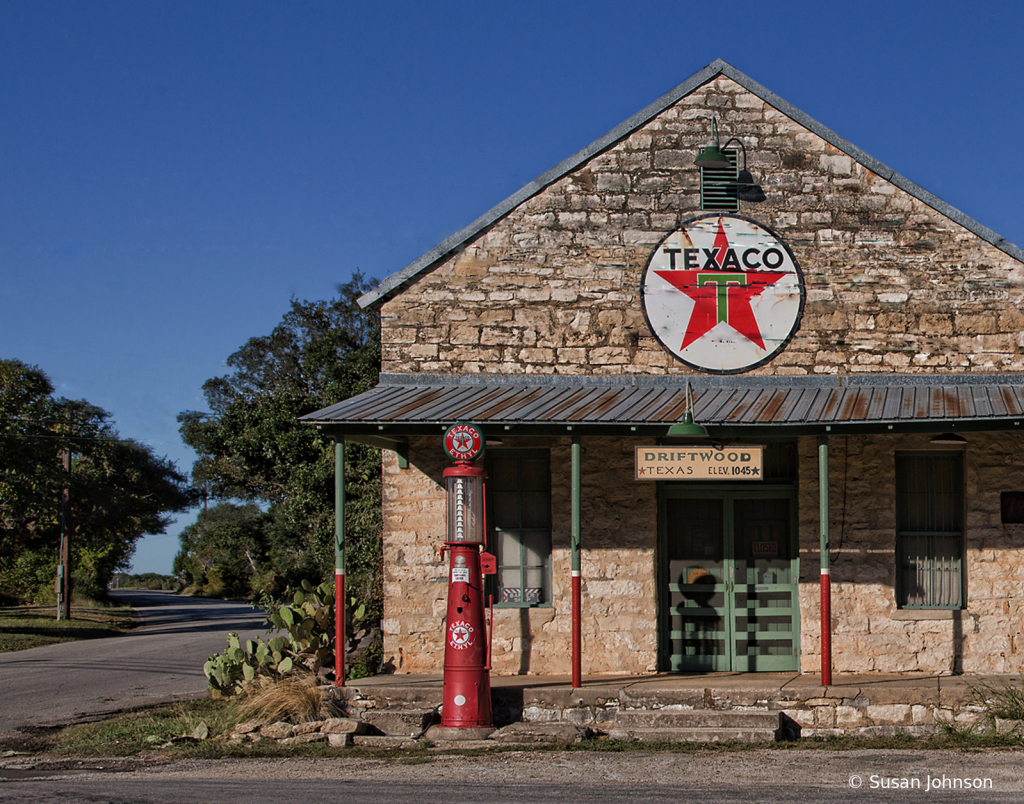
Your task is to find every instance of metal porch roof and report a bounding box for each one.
[302,373,1024,439]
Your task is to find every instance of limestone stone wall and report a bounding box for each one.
[379,75,1024,378]
[381,436,657,675]
[383,428,1024,675]
[798,432,1024,674]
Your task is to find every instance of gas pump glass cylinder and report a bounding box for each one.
[446,472,484,544]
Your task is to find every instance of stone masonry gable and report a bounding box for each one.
[363,59,1023,309]
[377,71,1024,378]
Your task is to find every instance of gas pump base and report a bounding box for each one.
[425,725,496,742]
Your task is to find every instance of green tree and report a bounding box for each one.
[173,502,270,597]
[0,359,194,602]
[176,274,382,622]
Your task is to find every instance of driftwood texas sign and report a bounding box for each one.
[635,445,764,480]
[641,214,805,374]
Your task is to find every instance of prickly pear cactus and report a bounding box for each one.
[203,581,340,696]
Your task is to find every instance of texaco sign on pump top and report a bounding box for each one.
[642,214,805,374]
[443,422,484,464]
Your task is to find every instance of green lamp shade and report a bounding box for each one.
[666,411,709,437]
[694,145,731,169]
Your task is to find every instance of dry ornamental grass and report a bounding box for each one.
[239,674,335,725]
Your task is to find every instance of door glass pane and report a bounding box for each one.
[667,498,726,662]
[733,497,795,662]
[493,492,520,527]
[734,498,791,584]
[520,458,549,491]
[499,568,522,602]
[490,459,519,490]
[523,531,546,565]
[520,492,550,528]
[499,529,520,560]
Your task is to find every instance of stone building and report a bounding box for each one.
[305,59,1024,677]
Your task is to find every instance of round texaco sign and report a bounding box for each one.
[443,422,484,463]
[641,214,805,374]
[449,620,475,649]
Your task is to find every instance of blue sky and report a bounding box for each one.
[3,1,1023,574]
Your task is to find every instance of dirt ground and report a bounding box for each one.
[3,748,1023,793]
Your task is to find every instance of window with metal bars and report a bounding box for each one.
[486,449,551,607]
[700,149,738,212]
[895,452,965,609]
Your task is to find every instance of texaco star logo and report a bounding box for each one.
[452,431,474,453]
[449,620,475,649]
[641,215,804,374]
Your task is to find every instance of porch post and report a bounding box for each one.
[571,435,582,688]
[335,438,346,687]
[818,435,832,686]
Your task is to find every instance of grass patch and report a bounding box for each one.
[0,603,135,652]
[968,677,1024,721]
[52,698,239,757]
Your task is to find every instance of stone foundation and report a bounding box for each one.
[337,674,1021,740]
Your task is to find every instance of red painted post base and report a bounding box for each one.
[571,572,581,688]
[820,570,831,687]
[335,571,345,687]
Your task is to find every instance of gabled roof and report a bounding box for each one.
[359,58,1024,310]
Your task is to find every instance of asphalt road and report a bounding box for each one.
[0,591,268,741]
[2,751,1023,804]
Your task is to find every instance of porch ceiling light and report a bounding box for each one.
[667,382,709,437]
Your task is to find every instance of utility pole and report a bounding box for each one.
[56,446,71,621]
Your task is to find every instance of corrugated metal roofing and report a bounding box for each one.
[302,374,1024,435]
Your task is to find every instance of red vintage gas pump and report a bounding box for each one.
[439,423,496,731]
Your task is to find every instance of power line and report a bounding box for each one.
[0,432,122,443]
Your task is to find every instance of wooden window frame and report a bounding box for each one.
[485,448,552,609]
[895,451,965,610]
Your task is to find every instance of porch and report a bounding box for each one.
[332,671,1022,741]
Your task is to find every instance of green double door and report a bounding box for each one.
[661,488,799,672]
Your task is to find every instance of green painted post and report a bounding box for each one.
[335,438,346,687]
[571,436,581,688]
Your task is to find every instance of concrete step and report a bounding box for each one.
[490,722,589,744]
[607,726,779,744]
[334,683,443,712]
[615,709,780,730]
[361,708,434,737]
[611,709,784,743]
[351,734,420,748]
